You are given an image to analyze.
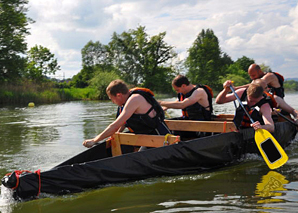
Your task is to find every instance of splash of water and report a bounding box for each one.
[0,184,16,213]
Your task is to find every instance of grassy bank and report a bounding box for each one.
[0,82,98,105]
[0,81,222,106]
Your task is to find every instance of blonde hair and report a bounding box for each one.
[247,83,264,99]
[106,79,129,96]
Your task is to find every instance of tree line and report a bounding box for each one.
[72,27,257,98]
[0,0,296,103]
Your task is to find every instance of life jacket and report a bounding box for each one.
[263,91,278,108]
[233,90,271,129]
[266,72,285,98]
[116,87,168,135]
[178,84,213,120]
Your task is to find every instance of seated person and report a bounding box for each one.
[216,80,274,132]
[83,79,171,149]
[159,74,213,139]
[253,79,298,123]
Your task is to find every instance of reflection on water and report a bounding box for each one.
[256,171,288,204]
[0,93,297,212]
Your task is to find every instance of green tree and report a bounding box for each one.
[235,56,254,72]
[284,80,298,91]
[185,29,230,90]
[89,70,120,100]
[71,66,93,88]
[81,40,114,72]
[76,40,117,88]
[25,45,60,82]
[259,63,272,73]
[77,26,176,92]
[0,0,33,82]
[109,26,176,92]
[219,56,253,87]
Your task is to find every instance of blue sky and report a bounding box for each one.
[26,0,298,79]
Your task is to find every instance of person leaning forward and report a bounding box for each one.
[237,64,285,99]
[83,79,171,149]
[248,64,285,98]
[159,75,213,139]
[216,80,275,132]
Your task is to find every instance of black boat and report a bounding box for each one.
[2,121,297,201]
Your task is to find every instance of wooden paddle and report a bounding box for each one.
[229,85,288,169]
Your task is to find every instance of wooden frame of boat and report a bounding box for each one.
[110,133,181,156]
[109,118,237,156]
[165,120,236,133]
[212,114,234,121]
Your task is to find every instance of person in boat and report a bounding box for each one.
[159,74,213,120]
[159,74,213,138]
[83,79,171,148]
[253,79,298,123]
[237,64,285,99]
[216,80,275,132]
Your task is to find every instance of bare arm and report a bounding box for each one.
[159,99,181,109]
[160,88,206,109]
[251,104,274,132]
[117,124,127,133]
[216,80,244,104]
[83,95,141,148]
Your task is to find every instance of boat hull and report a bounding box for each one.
[2,122,297,200]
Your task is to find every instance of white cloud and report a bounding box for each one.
[225,36,246,49]
[26,0,298,79]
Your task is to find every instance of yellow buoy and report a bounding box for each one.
[28,102,35,107]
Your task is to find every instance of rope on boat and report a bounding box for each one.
[4,169,41,196]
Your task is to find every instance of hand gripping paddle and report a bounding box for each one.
[230,85,288,169]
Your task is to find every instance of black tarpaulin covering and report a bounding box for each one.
[3,122,297,200]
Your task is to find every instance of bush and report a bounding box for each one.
[89,71,120,100]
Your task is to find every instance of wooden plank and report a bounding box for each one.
[111,133,122,156]
[114,133,180,147]
[110,133,180,156]
[164,120,236,133]
[212,114,234,121]
[216,114,234,118]
[213,117,233,121]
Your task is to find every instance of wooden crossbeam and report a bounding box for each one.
[164,120,236,133]
[111,133,180,156]
[212,114,234,121]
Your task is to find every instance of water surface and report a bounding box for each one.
[0,94,298,213]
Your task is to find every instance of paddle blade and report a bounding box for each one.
[254,129,288,170]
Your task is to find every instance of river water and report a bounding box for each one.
[0,93,298,213]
